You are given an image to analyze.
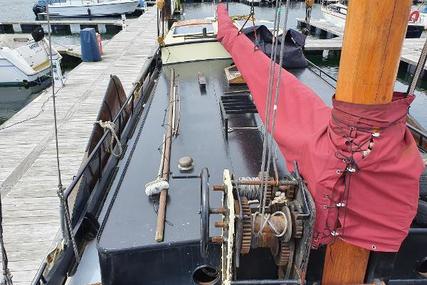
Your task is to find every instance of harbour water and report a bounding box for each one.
[0,0,426,127]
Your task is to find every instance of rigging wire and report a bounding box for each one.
[407,35,427,96]
[258,0,282,217]
[259,0,291,228]
[45,5,80,264]
[0,190,12,285]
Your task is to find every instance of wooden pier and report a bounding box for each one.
[0,18,125,34]
[297,18,344,37]
[0,6,158,285]
[298,18,427,71]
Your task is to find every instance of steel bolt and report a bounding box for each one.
[214,221,228,229]
[213,184,225,192]
[210,208,228,215]
[211,236,224,244]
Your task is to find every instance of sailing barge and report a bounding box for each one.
[21,1,427,284]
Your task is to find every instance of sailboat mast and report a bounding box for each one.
[322,0,412,284]
[335,0,412,104]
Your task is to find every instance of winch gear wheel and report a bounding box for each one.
[240,197,252,254]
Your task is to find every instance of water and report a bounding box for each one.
[0,0,114,125]
[182,2,427,128]
[1,1,427,127]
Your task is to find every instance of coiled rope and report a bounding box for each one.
[95,120,123,158]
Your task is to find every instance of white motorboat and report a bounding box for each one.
[321,1,347,28]
[0,33,61,88]
[45,0,139,17]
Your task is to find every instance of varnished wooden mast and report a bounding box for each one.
[322,0,412,284]
[335,0,412,104]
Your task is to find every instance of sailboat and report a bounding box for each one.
[6,0,425,284]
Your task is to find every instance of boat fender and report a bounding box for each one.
[145,178,169,196]
[409,10,420,23]
[31,27,45,42]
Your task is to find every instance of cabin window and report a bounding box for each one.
[173,24,214,37]
[421,5,427,14]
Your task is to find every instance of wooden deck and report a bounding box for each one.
[0,6,158,285]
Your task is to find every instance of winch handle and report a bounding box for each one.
[200,168,210,259]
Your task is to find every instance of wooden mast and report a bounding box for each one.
[322,0,412,284]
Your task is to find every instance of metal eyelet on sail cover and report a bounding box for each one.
[346,166,356,173]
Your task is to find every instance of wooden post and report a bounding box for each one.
[323,0,412,284]
[335,0,412,104]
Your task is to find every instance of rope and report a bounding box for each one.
[95,120,123,158]
[57,187,80,264]
[0,194,12,285]
[238,177,261,200]
[253,211,287,238]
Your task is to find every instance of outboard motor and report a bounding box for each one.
[31,27,45,42]
[33,0,47,17]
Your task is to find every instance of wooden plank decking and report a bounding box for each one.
[0,6,158,284]
[298,17,427,71]
[305,37,427,70]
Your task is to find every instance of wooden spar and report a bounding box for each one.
[322,0,412,284]
[335,0,412,104]
[155,68,176,242]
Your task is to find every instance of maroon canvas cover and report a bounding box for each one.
[216,4,425,251]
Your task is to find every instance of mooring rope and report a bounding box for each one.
[95,120,123,158]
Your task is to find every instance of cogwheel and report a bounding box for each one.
[240,197,252,255]
[285,185,296,200]
[291,213,303,239]
[276,242,291,266]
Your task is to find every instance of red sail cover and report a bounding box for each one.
[217,4,425,251]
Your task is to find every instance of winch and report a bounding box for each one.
[200,165,315,284]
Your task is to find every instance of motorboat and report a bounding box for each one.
[0,32,62,88]
[321,1,347,28]
[33,0,139,18]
